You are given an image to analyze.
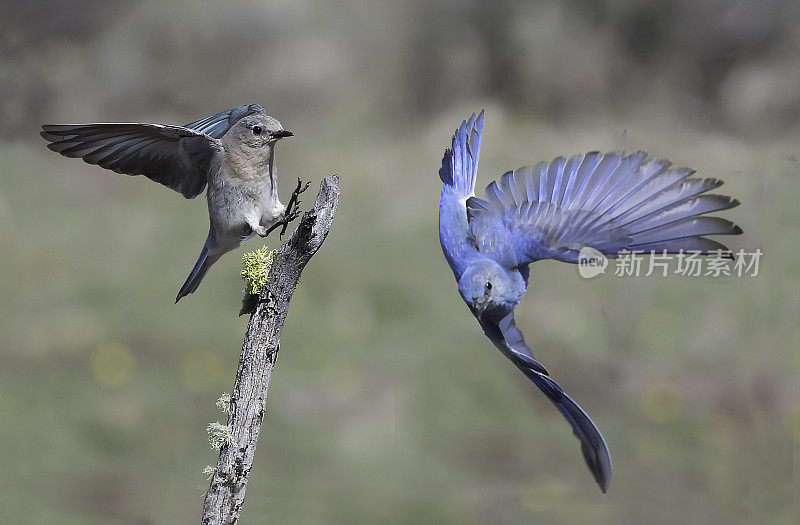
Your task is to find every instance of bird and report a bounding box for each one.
[41,104,308,302]
[437,111,742,493]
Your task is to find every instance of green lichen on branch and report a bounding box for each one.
[203,465,216,480]
[215,392,231,413]
[241,245,278,295]
[207,422,235,450]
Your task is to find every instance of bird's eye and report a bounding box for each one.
[486,282,492,291]
[252,126,263,135]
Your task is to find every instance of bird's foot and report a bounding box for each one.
[262,178,310,238]
[279,178,310,238]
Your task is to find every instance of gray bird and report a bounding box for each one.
[41,104,307,302]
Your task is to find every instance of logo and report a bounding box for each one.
[578,247,608,279]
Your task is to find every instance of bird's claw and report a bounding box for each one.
[278,178,310,238]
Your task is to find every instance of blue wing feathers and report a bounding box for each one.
[439,150,454,186]
[567,152,601,210]
[548,157,567,204]
[471,151,741,263]
[438,111,485,278]
[625,194,740,236]
[439,111,484,197]
[614,177,722,225]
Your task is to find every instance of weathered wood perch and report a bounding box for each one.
[201,175,340,525]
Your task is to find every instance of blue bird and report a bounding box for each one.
[437,111,742,492]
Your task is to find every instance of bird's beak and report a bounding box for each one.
[470,300,486,321]
[272,130,293,140]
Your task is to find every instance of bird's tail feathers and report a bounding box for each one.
[512,353,612,493]
[487,313,612,493]
[176,237,221,302]
[439,111,484,197]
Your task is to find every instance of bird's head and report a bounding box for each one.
[221,111,293,163]
[458,259,525,322]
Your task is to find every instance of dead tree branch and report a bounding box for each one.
[201,175,340,525]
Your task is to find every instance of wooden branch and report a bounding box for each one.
[201,175,340,525]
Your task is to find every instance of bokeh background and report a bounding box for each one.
[1,1,798,523]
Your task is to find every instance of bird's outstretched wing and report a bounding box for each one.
[482,313,612,493]
[41,123,217,198]
[40,105,263,199]
[439,111,485,278]
[439,111,484,199]
[467,151,741,264]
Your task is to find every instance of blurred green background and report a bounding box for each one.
[1,1,798,523]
